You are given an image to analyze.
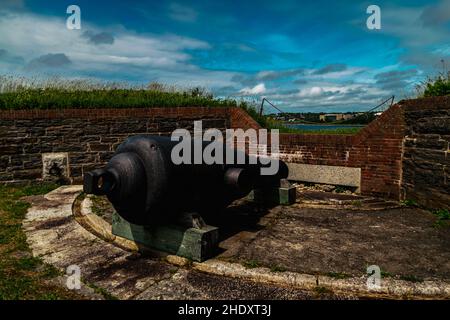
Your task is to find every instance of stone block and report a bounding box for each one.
[112,212,219,262]
[42,152,70,181]
[287,163,361,189]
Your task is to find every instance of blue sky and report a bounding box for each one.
[1,0,449,112]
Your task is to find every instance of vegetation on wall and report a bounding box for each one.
[416,61,450,97]
[422,72,450,97]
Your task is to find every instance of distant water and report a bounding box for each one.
[284,123,365,131]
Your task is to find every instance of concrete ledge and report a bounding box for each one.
[193,259,450,299]
[287,163,361,189]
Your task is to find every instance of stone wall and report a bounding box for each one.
[402,96,450,209]
[1,97,449,207]
[0,107,230,184]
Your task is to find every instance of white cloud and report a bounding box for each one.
[239,83,266,95]
[298,86,324,97]
[0,11,211,70]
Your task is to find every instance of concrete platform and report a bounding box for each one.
[22,186,450,299]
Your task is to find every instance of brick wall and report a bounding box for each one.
[0,107,230,184]
[401,96,450,209]
[1,97,448,206]
[277,104,405,199]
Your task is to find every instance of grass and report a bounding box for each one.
[0,182,85,300]
[0,76,246,110]
[270,265,286,273]
[334,186,347,194]
[314,286,334,295]
[351,200,363,207]
[85,281,118,300]
[242,261,286,272]
[243,105,362,134]
[89,195,113,222]
[0,88,244,110]
[278,125,362,135]
[401,199,418,207]
[242,260,262,269]
[432,208,450,228]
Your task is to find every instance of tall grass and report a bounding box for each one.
[0,75,360,134]
[0,75,241,110]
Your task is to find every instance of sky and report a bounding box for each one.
[0,0,449,112]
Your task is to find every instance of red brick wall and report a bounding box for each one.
[229,107,261,130]
[229,104,405,200]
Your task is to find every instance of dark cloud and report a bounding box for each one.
[312,63,347,75]
[231,74,258,87]
[27,53,71,69]
[215,85,239,96]
[2,0,25,10]
[374,69,418,90]
[82,31,115,45]
[293,78,307,85]
[277,88,299,95]
[256,68,305,81]
[341,87,368,99]
[420,0,450,26]
[0,49,24,65]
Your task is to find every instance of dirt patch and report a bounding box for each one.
[87,254,176,283]
[34,216,73,230]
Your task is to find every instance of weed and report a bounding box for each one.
[314,286,333,295]
[401,199,418,207]
[242,260,262,269]
[270,265,286,273]
[335,186,346,194]
[351,200,363,207]
[432,208,450,228]
[86,282,118,300]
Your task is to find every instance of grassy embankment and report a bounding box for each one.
[0,77,361,135]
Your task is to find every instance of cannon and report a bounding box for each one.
[83,135,289,226]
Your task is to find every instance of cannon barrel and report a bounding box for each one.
[83,135,288,225]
